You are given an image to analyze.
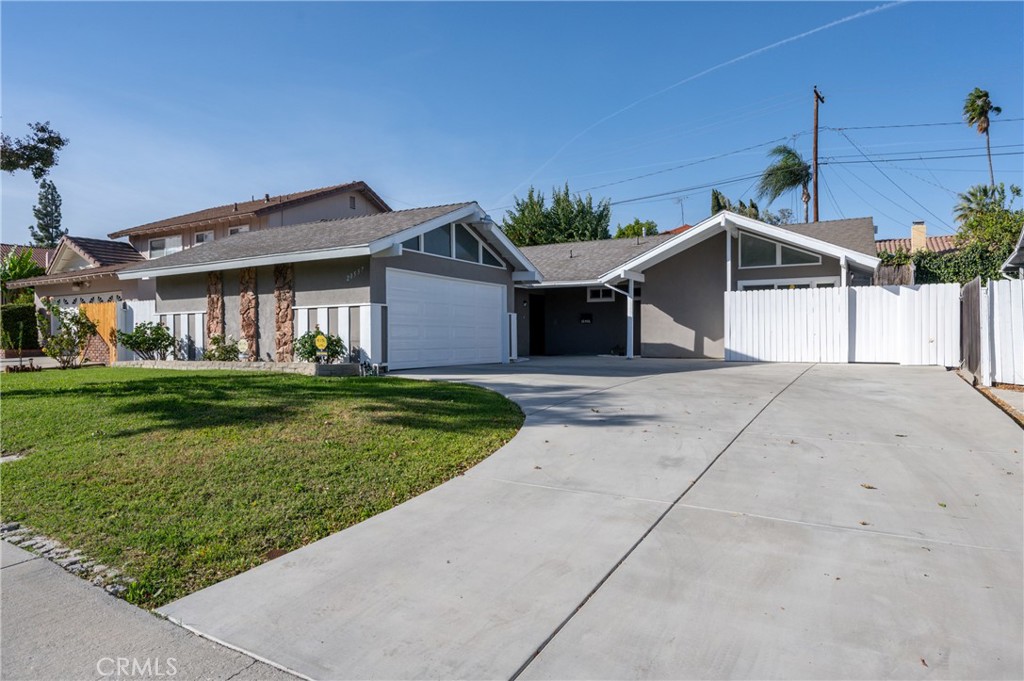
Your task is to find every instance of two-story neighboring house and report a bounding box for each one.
[107,181,390,259]
[7,181,392,362]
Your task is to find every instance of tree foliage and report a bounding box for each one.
[29,179,66,248]
[1,248,45,303]
[1,304,41,350]
[501,184,611,246]
[755,144,812,222]
[1,122,69,180]
[614,219,659,238]
[115,322,176,360]
[963,87,1001,186]
[880,183,1023,283]
[710,189,793,225]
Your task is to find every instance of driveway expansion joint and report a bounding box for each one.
[508,363,817,681]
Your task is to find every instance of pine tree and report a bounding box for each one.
[29,179,66,248]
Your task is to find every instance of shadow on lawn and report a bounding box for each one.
[3,373,523,439]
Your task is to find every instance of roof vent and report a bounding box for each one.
[233,202,238,212]
[264,193,271,203]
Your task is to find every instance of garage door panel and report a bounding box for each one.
[386,270,505,370]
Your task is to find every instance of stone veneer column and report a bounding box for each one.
[206,272,224,342]
[239,267,258,359]
[273,264,295,362]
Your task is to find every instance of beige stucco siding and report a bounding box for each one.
[641,233,728,359]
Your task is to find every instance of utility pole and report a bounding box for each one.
[813,86,826,222]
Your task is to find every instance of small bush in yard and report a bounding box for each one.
[36,301,98,369]
[294,326,346,363]
[203,334,241,361]
[115,322,176,360]
[1,304,40,350]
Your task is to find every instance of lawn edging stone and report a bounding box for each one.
[116,360,359,376]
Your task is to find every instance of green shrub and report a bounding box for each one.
[294,327,346,363]
[203,334,241,362]
[1,304,40,350]
[36,301,98,369]
[115,321,177,360]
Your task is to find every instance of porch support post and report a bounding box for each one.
[725,231,733,291]
[840,255,849,287]
[626,278,635,360]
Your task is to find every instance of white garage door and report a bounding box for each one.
[386,269,506,370]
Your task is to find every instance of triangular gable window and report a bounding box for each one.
[739,233,822,269]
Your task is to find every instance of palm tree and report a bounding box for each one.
[963,87,1002,187]
[954,183,1006,224]
[756,145,813,223]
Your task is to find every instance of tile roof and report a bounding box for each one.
[0,244,55,270]
[64,236,145,267]
[107,181,391,239]
[875,235,959,255]
[779,217,877,256]
[121,203,475,275]
[664,224,694,235]
[520,235,676,282]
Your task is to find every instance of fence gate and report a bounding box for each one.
[725,284,961,367]
[80,302,119,365]
[961,278,982,380]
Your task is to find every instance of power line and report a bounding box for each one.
[820,172,845,219]
[823,142,1023,160]
[828,163,916,227]
[827,117,1024,131]
[822,150,1023,165]
[832,161,956,234]
[578,136,798,193]
[609,173,764,206]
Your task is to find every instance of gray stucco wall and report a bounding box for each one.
[156,273,207,313]
[642,233,728,359]
[370,252,514,311]
[514,289,530,356]
[293,258,371,307]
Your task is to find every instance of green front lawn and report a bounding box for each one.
[0,368,522,608]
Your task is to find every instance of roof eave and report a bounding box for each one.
[117,245,375,280]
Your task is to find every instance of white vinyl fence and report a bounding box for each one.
[979,278,1024,386]
[725,284,961,367]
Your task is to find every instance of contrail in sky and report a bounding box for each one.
[491,1,908,209]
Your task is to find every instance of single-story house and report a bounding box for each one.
[876,220,958,256]
[117,202,540,369]
[515,213,880,360]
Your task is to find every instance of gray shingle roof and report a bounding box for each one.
[781,217,877,256]
[520,235,676,282]
[121,203,474,274]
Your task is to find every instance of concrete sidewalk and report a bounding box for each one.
[156,359,1023,680]
[0,541,297,681]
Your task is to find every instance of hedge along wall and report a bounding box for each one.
[1,304,40,350]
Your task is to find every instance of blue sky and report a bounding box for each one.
[2,1,1022,244]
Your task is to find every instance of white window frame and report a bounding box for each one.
[401,223,505,269]
[587,287,615,303]
[737,276,841,290]
[148,235,182,259]
[738,232,822,270]
[228,224,250,236]
[194,230,214,246]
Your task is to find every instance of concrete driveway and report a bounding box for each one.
[159,358,1023,680]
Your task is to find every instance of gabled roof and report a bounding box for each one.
[7,236,144,289]
[107,181,391,239]
[119,202,540,280]
[0,244,55,270]
[520,235,675,284]
[520,213,881,286]
[876,235,959,255]
[59,236,145,269]
[605,212,880,284]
